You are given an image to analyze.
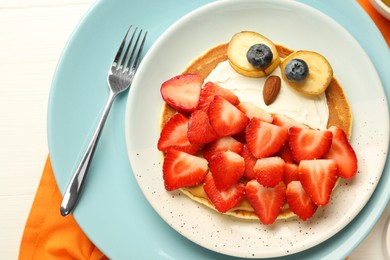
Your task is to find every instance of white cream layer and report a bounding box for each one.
[204,61,329,130]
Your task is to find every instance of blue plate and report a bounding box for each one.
[48,0,390,258]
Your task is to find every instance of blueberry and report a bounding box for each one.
[284,59,309,82]
[246,44,273,69]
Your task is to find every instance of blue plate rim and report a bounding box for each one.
[47,0,390,259]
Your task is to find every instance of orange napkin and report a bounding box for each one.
[19,1,389,259]
[19,157,108,260]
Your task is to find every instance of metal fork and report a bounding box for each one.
[60,26,147,216]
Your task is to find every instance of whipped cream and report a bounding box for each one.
[204,61,329,130]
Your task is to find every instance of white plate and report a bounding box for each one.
[125,0,389,257]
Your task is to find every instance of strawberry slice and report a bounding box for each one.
[299,159,338,206]
[289,127,333,162]
[237,102,273,123]
[208,150,245,190]
[246,118,288,158]
[284,163,300,185]
[163,149,208,191]
[204,173,245,213]
[158,113,202,154]
[202,136,243,161]
[160,74,203,113]
[188,109,219,144]
[198,81,239,111]
[242,145,257,180]
[272,114,308,129]
[286,181,318,221]
[253,157,285,187]
[324,126,358,179]
[208,95,249,137]
[245,180,286,225]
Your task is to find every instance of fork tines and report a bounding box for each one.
[114,26,147,73]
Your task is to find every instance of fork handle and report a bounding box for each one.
[60,91,116,216]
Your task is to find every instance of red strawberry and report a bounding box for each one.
[188,109,219,144]
[242,145,257,180]
[202,136,243,161]
[272,114,308,129]
[237,102,273,123]
[208,150,245,190]
[299,159,338,206]
[208,95,249,137]
[163,149,208,191]
[158,113,202,154]
[246,118,289,158]
[284,163,300,185]
[204,173,245,213]
[198,81,239,111]
[160,74,203,113]
[289,127,333,162]
[277,144,294,163]
[253,157,285,187]
[245,180,286,225]
[324,126,358,179]
[286,181,318,221]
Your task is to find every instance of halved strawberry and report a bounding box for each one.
[242,145,257,180]
[272,114,308,129]
[160,74,203,113]
[158,113,202,154]
[202,136,243,161]
[284,163,300,185]
[163,149,208,191]
[208,95,249,136]
[289,127,333,162]
[237,102,273,123]
[286,181,318,221]
[246,118,288,158]
[253,157,285,187]
[204,173,245,213]
[198,81,239,111]
[324,126,358,179]
[208,150,245,190]
[299,159,338,206]
[245,180,286,225]
[188,109,219,144]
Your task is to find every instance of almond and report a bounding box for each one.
[263,75,281,105]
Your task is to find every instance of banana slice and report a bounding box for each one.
[227,31,280,78]
[281,50,333,95]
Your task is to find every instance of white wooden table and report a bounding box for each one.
[0,0,389,259]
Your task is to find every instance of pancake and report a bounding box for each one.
[160,42,352,221]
